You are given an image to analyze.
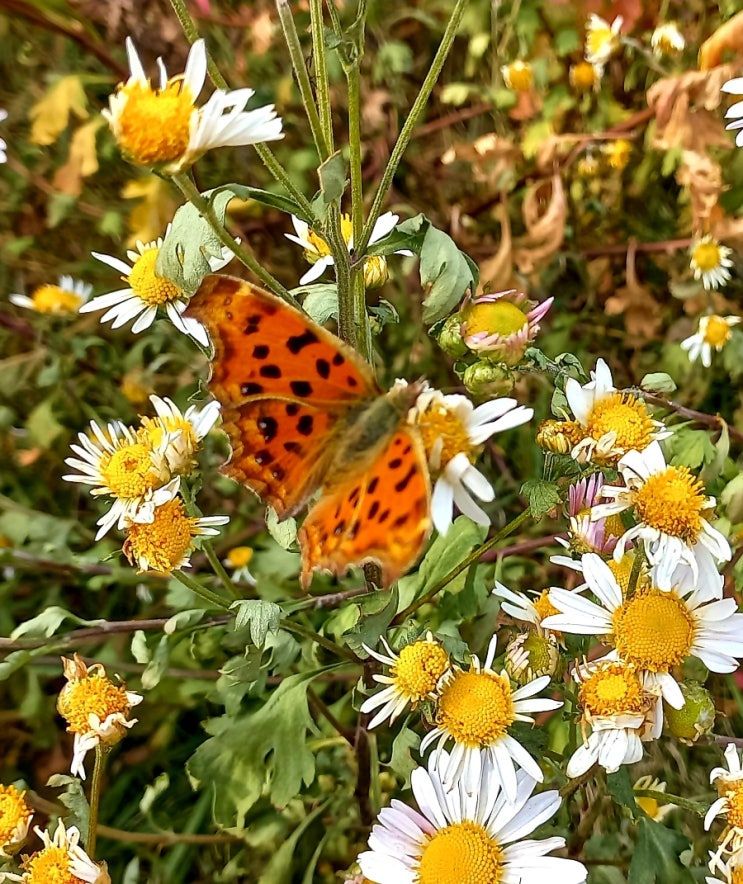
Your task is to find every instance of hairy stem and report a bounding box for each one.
[201,540,240,600]
[86,745,107,856]
[172,570,232,611]
[310,0,334,152]
[281,619,358,663]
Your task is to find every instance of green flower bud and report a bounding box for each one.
[505,632,560,684]
[437,313,469,358]
[463,361,515,399]
[663,680,715,743]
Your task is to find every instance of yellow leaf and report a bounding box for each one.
[29,75,89,146]
[121,177,177,247]
[52,118,103,196]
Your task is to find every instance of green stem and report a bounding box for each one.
[276,0,330,159]
[310,0,334,153]
[324,207,355,348]
[172,570,232,611]
[168,0,312,217]
[87,744,107,857]
[170,173,293,301]
[357,0,467,255]
[201,540,240,600]
[393,507,533,624]
[633,789,707,816]
[281,619,358,663]
[347,62,363,250]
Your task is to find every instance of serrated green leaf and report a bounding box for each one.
[669,430,716,470]
[289,285,339,325]
[141,635,169,690]
[628,817,694,884]
[11,606,101,640]
[607,767,639,814]
[345,585,400,655]
[47,774,90,840]
[521,479,561,519]
[229,599,282,646]
[640,372,677,394]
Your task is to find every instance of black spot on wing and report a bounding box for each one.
[368,500,380,519]
[253,344,270,359]
[291,380,313,397]
[284,441,302,453]
[257,416,278,442]
[332,352,345,367]
[254,449,273,465]
[285,403,300,417]
[287,330,319,354]
[241,382,264,396]
[388,457,403,470]
[395,464,417,494]
[259,364,282,379]
[316,358,331,379]
[297,415,314,436]
[368,476,379,494]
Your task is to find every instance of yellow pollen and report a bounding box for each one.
[632,466,706,542]
[416,404,475,473]
[465,301,528,339]
[732,867,743,884]
[99,442,159,499]
[702,315,733,348]
[418,820,504,884]
[570,61,599,91]
[123,498,196,573]
[29,285,83,314]
[116,80,194,165]
[226,546,254,569]
[585,392,655,452]
[612,587,694,672]
[436,670,515,746]
[23,844,84,884]
[390,640,450,701]
[720,781,743,830]
[533,590,560,622]
[692,240,723,272]
[57,673,131,735]
[579,663,645,716]
[126,247,183,307]
[0,785,31,847]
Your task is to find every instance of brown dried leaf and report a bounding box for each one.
[442,134,522,189]
[512,175,566,274]
[29,75,89,146]
[122,176,178,247]
[477,203,513,292]
[604,242,662,342]
[676,150,724,228]
[699,10,743,70]
[51,118,103,196]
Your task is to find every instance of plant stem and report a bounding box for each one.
[324,206,356,348]
[170,173,293,301]
[393,506,533,624]
[172,570,232,611]
[356,0,467,255]
[281,619,358,663]
[87,745,107,857]
[310,0,334,153]
[276,0,330,159]
[168,0,313,217]
[201,540,240,599]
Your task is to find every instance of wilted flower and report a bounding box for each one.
[0,785,32,858]
[461,289,553,364]
[139,395,221,474]
[19,821,110,884]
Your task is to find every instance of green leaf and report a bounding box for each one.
[11,606,101,640]
[229,600,282,646]
[141,635,169,690]
[521,479,561,520]
[188,671,320,826]
[312,152,348,221]
[266,505,299,550]
[607,767,639,815]
[640,372,677,394]
[555,27,580,56]
[345,585,400,655]
[26,399,65,448]
[258,800,329,884]
[628,818,694,884]
[388,724,421,786]
[0,650,34,681]
[669,430,716,470]
[47,774,90,841]
[164,609,206,635]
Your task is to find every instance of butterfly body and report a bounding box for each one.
[186,275,431,588]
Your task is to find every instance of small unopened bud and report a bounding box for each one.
[463,361,515,399]
[437,313,469,358]
[363,255,389,289]
[536,419,583,454]
[663,680,715,743]
[505,632,560,684]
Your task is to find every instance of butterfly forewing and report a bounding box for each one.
[187,275,379,406]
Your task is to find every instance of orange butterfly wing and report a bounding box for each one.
[299,428,431,589]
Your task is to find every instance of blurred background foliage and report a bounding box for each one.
[1,0,743,881]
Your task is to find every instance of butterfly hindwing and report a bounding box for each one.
[299,428,431,589]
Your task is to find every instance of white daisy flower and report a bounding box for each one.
[585,14,623,65]
[9,275,92,315]
[492,582,563,637]
[633,776,676,823]
[104,37,283,173]
[0,784,32,858]
[591,440,731,589]
[690,235,734,290]
[63,418,180,539]
[80,225,233,344]
[285,211,413,287]
[723,75,743,148]
[543,553,743,717]
[564,358,670,465]
[651,22,685,56]
[565,658,658,778]
[359,633,451,729]
[420,635,561,802]
[358,750,588,884]
[223,546,257,585]
[410,388,532,535]
[57,655,143,782]
[554,473,621,559]
[140,394,221,474]
[20,820,110,884]
[681,314,741,367]
[706,745,743,862]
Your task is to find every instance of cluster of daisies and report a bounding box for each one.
[63,395,227,574]
[357,358,741,883]
[0,655,141,883]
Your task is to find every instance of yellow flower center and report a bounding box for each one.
[584,392,655,452]
[304,214,354,261]
[612,587,694,672]
[416,405,474,471]
[607,555,649,595]
[465,301,528,338]
[533,590,560,622]
[587,25,615,59]
[126,247,183,306]
[636,795,660,818]
[503,61,533,92]
[57,673,132,734]
[632,466,706,542]
[123,497,196,574]
[226,546,254,569]
[570,61,599,91]
[29,285,83,314]
[141,415,196,453]
[23,844,85,884]
[116,80,194,166]
[99,441,160,499]
[720,780,743,830]
[702,315,733,348]
[0,785,31,847]
[579,663,645,716]
[390,640,450,701]
[604,139,631,170]
[692,240,723,272]
[436,670,515,746]
[418,820,504,884]
[732,867,743,884]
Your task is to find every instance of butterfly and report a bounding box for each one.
[186,274,432,589]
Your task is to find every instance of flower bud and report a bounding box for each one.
[505,632,560,684]
[437,313,469,358]
[463,361,515,399]
[535,419,583,454]
[663,680,715,743]
[363,255,390,289]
